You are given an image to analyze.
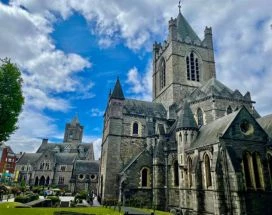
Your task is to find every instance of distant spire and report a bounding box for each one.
[111,77,125,100]
[178,1,181,14]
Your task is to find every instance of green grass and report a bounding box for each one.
[0,202,22,208]
[0,205,122,215]
[0,203,171,215]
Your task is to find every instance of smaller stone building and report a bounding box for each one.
[16,116,99,194]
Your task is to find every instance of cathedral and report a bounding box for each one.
[99,7,272,215]
[16,116,99,194]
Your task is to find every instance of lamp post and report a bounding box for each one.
[163,145,168,211]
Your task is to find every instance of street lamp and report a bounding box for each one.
[163,145,168,211]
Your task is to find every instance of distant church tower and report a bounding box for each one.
[152,7,216,111]
[63,115,83,143]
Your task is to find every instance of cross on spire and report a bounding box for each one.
[178,1,181,14]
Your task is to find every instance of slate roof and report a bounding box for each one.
[74,160,100,174]
[123,99,167,118]
[189,78,252,102]
[111,78,125,100]
[55,153,77,164]
[190,110,239,149]
[17,153,42,165]
[176,100,197,130]
[37,142,92,154]
[257,114,272,138]
[176,12,201,43]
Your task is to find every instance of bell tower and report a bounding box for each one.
[63,114,83,143]
[153,6,216,112]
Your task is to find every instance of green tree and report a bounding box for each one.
[0,58,24,141]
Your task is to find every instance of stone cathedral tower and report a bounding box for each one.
[153,9,216,112]
[63,115,83,143]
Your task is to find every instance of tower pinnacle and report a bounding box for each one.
[178,1,181,14]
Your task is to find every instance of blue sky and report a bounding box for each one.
[0,0,272,159]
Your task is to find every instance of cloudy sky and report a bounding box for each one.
[0,0,271,159]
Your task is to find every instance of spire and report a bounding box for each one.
[71,113,79,125]
[111,77,125,100]
[176,100,197,131]
[178,1,181,14]
[176,9,201,42]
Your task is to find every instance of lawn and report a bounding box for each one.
[0,207,122,215]
[0,203,172,215]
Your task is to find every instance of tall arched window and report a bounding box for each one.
[267,154,272,182]
[227,106,232,115]
[186,52,200,82]
[252,152,264,189]
[160,58,166,89]
[141,167,149,187]
[197,108,204,126]
[34,177,39,186]
[188,157,193,187]
[132,122,139,135]
[204,154,212,187]
[243,152,254,189]
[46,176,50,185]
[174,160,179,186]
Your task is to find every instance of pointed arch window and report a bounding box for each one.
[267,154,272,182]
[252,152,264,189]
[204,154,212,187]
[141,167,150,187]
[186,52,200,82]
[188,157,193,187]
[197,108,204,126]
[160,58,166,89]
[243,152,254,189]
[132,122,139,135]
[227,106,232,115]
[174,160,179,186]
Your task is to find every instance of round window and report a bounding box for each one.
[240,120,254,136]
[90,174,96,180]
[78,174,84,180]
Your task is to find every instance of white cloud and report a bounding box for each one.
[6,109,61,153]
[90,108,104,117]
[0,2,91,153]
[126,62,152,101]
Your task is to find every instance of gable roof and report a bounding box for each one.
[257,114,272,138]
[17,153,42,165]
[176,100,197,130]
[189,78,253,103]
[55,153,77,164]
[190,110,240,149]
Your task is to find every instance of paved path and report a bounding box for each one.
[123,207,151,215]
[92,196,100,206]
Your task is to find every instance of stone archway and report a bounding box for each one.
[34,176,39,186]
[39,176,45,186]
[46,176,50,186]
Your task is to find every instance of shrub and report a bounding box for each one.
[46,195,60,207]
[74,191,87,202]
[14,193,39,203]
